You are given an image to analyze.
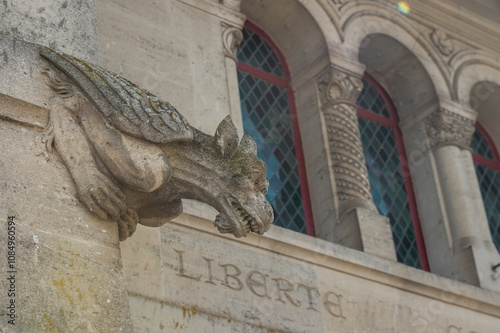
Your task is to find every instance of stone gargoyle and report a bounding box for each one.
[35,46,273,241]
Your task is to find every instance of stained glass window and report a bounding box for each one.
[357,74,428,270]
[237,22,313,235]
[471,125,500,253]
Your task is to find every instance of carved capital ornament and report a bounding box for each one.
[35,45,273,241]
[425,108,476,149]
[316,65,363,106]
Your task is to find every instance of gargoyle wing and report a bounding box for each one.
[39,45,193,144]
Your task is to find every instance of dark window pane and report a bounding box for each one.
[237,27,284,78]
[357,78,422,269]
[471,129,495,160]
[474,162,500,253]
[238,70,306,234]
[357,77,391,118]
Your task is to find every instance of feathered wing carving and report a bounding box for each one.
[39,45,193,144]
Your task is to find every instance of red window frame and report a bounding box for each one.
[357,73,430,271]
[237,21,315,236]
[472,122,500,252]
[472,122,500,172]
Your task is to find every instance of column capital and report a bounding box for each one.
[316,65,363,107]
[424,106,476,150]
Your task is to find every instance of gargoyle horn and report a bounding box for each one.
[214,115,239,160]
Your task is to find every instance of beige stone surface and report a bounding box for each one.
[0,38,55,111]
[0,0,98,110]
[0,102,133,332]
[97,0,242,136]
[0,0,99,63]
[2,0,499,331]
[123,215,500,332]
[122,215,500,333]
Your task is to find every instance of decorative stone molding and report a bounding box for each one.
[36,45,273,241]
[424,108,475,149]
[221,22,243,62]
[316,65,363,106]
[316,66,372,209]
[430,29,455,56]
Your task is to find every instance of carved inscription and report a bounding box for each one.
[446,326,479,333]
[173,248,346,318]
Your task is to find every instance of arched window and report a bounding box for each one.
[471,123,500,253]
[236,21,314,236]
[356,74,429,270]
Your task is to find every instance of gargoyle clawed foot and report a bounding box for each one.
[76,171,127,220]
[118,209,139,241]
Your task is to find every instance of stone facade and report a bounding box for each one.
[1,0,500,332]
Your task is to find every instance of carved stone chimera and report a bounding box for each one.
[35,46,274,241]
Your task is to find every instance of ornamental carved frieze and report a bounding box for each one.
[316,65,363,106]
[35,45,273,241]
[221,22,243,62]
[424,108,476,149]
[430,29,455,57]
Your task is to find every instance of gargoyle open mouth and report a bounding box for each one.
[230,201,259,234]
[214,199,260,236]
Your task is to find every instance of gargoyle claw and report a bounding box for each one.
[118,209,139,241]
[77,171,127,220]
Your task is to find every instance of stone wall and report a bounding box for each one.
[0,1,133,331]
[1,0,500,332]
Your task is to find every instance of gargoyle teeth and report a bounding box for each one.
[231,200,258,233]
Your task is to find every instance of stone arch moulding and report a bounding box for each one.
[452,50,500,106]
[341,10,451,104]
[452,52,500,149]
[240,0,334,81]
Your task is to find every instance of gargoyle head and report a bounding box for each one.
[211,116,274,238]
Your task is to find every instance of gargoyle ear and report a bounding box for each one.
[239,134,258,156]
[214,115,239,159]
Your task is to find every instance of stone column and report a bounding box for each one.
[221,21,245,137]
[316,64,396,260]
[424,104,500,290]
[0,1,134,331]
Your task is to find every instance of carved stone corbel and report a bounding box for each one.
[221,22,243,62]
[35,45,273,241]
[430,29,455,57]
[424,108,475,150]
[316,65,373,212]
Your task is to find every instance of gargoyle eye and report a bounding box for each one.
[247,168,260,178]
[232,173,244,181]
